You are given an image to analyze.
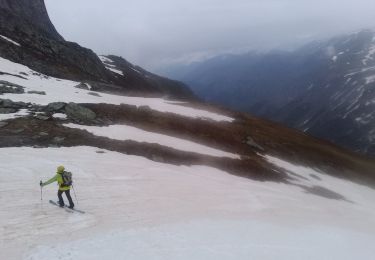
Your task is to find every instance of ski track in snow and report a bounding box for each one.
[64,123,239,159]
[0,57,233,122]
[0,147,374,259]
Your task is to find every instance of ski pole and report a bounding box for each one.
[40,180,43,201]
[72,184,78,205]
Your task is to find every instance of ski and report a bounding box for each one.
[49,200,85,214]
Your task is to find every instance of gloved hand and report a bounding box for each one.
[40,181,43,187]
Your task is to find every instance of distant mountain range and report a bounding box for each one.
[161,30,375,156]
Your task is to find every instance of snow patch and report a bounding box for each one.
[106,67,124,76]
[64,123,239,159]
[0,35,21,47]
[52,113,67,120]
[99,55,124,76]
[84,83,92,90]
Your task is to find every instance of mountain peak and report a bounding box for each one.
[0,0,62,40]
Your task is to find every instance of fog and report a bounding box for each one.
[45,0,375,70]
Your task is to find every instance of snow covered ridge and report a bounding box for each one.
[65,123,240,159]
[0,146,374,260]
[99,55,125,76]
[0,34,21,47]
[0,57,233,122]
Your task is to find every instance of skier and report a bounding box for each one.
[40,165,75,209]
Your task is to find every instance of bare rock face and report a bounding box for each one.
[0,0,62,40]
[0,0,110,81]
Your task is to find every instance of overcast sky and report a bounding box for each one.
[45,0,375,71]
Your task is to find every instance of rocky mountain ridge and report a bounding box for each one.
[162,30,375,156]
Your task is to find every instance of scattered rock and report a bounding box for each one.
[27,90,46,95]
[65,102,96,122]
[245,136,265,151]
[0,99,27,109]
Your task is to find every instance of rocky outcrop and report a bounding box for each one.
[0,81,24,94]
[65,103,96,123]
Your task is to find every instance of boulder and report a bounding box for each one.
[45,102,66,112]
[65,102,96,122]
[0,99,27,108]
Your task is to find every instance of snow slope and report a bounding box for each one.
[0,57,233,122]
[65,123,239,159]
[0,146,374,260]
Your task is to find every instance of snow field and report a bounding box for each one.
[0,147,374,259]
[0,57,233,122]
[64,123,240,159]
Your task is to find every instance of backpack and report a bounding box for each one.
[61,171,73,187]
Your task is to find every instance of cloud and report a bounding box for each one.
[45,0,375,70]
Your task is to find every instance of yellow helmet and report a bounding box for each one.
[57,165,65,173]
